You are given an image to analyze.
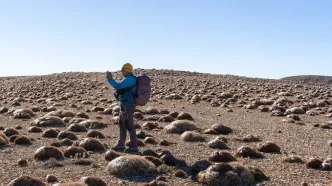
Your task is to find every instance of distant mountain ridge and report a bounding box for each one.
[281,75,332,84]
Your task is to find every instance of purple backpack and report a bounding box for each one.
[133,74,151,106]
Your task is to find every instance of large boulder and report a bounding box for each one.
[181,131,205,142]
[31,116,65,127]
[212,124,232,134]
[164,120,198,134]
[34,146,64,161]
[286,107,305,115]
[13,108,35,119]
[106,155,157,177]
[7,176,46,186]
[197,163,255,186]
[63,146,88,159]
[78,138,106,152]
[79,120,108,129]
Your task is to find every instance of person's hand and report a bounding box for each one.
[106,71,112,79]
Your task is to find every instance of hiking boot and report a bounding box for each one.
[124,147,138,153]
[111,145,125,152]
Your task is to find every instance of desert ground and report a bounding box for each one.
[0,69,332,186]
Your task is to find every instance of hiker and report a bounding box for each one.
[106,63,138,152]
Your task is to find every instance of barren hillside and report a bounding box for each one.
[1,69,332,186]
[281,75,332,85]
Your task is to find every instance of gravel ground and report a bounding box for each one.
[0,70,332,186]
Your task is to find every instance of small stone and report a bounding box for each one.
[18,159,28,167]
[46,175,58,183]
[174,169,187,178]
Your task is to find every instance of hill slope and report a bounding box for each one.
[281,75,332,84]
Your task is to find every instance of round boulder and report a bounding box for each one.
[212,124,232,134]
[28,126,43,133]
[177,112,194,120]
[42,128,60,138]
[14,136,32,145]
[64,146,88,159]
[236,146,263,159]
[31,116,65,127]
[57,131,78,141]
[78,138,106,152]
[34,146,64,161]
[256,142,281,153]
[106,155,157,177]
[104,150,121,161]
[164,120,198,134]
[208,151,237,162]
[7,176,46,186]
[68,123,88,132]
[181,131,205,142]
[87,130,106,139]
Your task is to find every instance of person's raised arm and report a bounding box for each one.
[107,75,134,90]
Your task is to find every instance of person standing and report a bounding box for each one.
[106,63,138,152]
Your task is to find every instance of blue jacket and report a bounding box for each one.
[107,72,137,106]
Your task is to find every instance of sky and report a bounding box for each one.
[0,0,331,79]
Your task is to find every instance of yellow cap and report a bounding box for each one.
[122,63,133,72]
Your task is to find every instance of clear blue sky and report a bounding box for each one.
[0,0,331,79]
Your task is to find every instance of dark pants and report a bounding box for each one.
[118,105,137,148]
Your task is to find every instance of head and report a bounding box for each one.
[121,63,133,76]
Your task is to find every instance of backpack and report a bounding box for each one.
[132,74,151,106]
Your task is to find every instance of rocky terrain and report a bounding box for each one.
[281,75,332,85]
[0,69,332,186]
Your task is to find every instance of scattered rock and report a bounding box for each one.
[256,142,281,153]
[106,155,157,177]
[34,146,64,161]
[204,129,218,135]
[60,139,74,146]
[57,131,78,141]
[18,159,28,167]
[14,136,32,145]
[174,169,187,178]
[197,163,255,186]
[208,151,237,162]
[159,115,175,122]
[46,175,58,183]
[64,146,88,159]
[31,116,65,127]
[28,126,43,133]
[236,146,263,158]
[104,150,121,161]
[79,119,108,129]
[181,131,205,142]
[177,112,193,120]
[4,128,19,137]
[7,176,46,186]
[146,107,160,115]
[164,120,198,134]
[42,128,60,138]
[159,140,171,146]
[79,138,106,152]
[144,156,163,167]
[142,122,159,130]
[208,137,230,149]
[68,123,88,132]
[282,155,304,163]
[191,160,212,173]
[305,158,322,170]
[212,124,232,134]
[87,130,106,139]
[144,137,158,144]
